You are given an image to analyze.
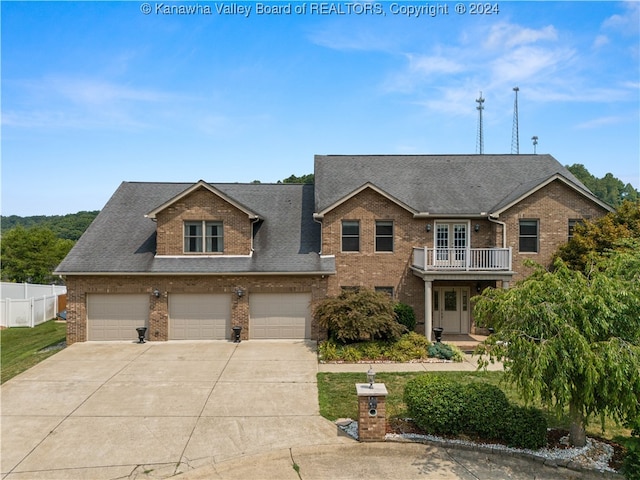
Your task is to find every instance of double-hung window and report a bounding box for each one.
[568,219,583,241]
[184,221,223,253]
[519,220,538,253]
[341,221,360,252]
[375,221,394,252]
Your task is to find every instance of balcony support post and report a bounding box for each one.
[424,280,433,341]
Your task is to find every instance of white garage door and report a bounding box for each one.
[87,294,149,341]
[249,293,311,339]
[169,294,231,340]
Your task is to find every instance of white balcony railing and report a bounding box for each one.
[412,247,512,271]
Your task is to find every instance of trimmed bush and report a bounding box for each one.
[404,375,466,435]
[404,375,548,450]
[463,383,510,440]
[503,405,548,450]
[394,303,416,332]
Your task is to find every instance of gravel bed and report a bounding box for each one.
[337,420,617,474]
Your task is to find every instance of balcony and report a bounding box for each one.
[412,247,512,272]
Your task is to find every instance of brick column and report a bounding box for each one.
[356,383,388,442]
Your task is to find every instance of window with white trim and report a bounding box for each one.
[184,221,223,253]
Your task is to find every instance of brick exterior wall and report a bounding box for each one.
[321,188,428,326]
[319,183,609,334]
[500,181,608,282]
[155,187,252,255]
[65,275,327,345]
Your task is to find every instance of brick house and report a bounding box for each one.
[55,154,613,344]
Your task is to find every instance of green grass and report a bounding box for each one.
[317,371,632,441]
[1,320,67,384]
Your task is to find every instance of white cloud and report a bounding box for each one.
[602,1,640,35]
[490,46,575,85]
[592,34,610,49]
[574,115,629,130]
[483,23,558,50]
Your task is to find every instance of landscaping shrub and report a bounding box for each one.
[404,375,548,449]
[428,342,463,361]
[387,334,429,362]
[314,289,405,343]
[394,303,416,332]
[622,418,640,480]
[341,345,363,363]
[462,383,510,440]
[318,340,340,362]
[404,375,466,435]
[503,405,548,450]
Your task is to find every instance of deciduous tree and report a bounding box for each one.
[0,226,73,284]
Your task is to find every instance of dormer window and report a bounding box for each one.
[184,221,223,253]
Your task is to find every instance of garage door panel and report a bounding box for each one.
[88,294,149,341]
[169,294,230,340]
[250,293,311,339]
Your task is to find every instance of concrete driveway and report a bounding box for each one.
[1,340,352,479]
[1,341,619,480]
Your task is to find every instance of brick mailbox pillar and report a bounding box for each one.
[356,383,388,442]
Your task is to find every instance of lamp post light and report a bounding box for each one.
[367,366,376,389]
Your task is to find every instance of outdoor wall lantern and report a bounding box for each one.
[235,287,245,297]
[152,288,161,298]
[476,282,482,293]
[426,223,431,233]
[367,366,376,388]
[474,224,480,232]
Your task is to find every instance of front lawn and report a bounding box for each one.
[1,320,67,383]
[317,371,632,442]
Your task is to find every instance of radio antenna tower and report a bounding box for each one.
[511,87,520,154]
[476,91,485,154]
[532,135,538,154]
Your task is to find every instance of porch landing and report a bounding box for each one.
[440,334,488,353]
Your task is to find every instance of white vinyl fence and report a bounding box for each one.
[1,282,67,328]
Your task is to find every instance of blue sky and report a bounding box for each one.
[2,1,639,216]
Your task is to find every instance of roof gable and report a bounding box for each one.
[491,173,614,216]
[145,180,260,220]
[314,182,419,218]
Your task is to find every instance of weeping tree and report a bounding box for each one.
[474,248,640,447]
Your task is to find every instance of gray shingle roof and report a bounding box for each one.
[314,154,593,215]
[55,182,334,275]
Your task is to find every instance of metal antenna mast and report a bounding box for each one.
[511,87,520,154]
[476,92,485,154]
[532,136,538,154]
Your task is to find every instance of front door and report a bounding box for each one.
[433,287,470,334]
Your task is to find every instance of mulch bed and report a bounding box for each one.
[386,417,626,471]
